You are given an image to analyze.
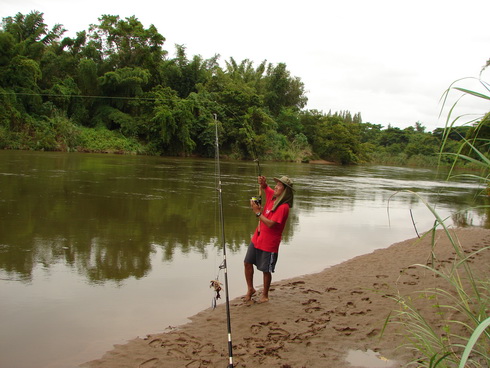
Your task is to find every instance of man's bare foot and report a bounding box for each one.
[243,288,256,301]
[257,296,269,304]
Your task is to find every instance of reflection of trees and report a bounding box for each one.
[0,152,485,284]
[0,153,283,283]
[451,197,490,228]
[74,238,153,283]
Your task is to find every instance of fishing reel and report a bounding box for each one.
[251,196,262,206]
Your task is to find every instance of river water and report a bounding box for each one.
[0,151,488,368]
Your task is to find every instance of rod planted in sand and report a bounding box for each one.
[214,114,234,368]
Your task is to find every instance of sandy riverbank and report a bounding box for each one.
[82,227,490,368]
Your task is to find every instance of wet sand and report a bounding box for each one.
[82,227,490,368]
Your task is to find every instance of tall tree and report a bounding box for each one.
[2,11,65,60]
[87,14,166,74]
[263,62,307,116]
[161,44,218,98]
[313,116,362,165]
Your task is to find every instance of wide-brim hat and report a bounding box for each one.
[273,176,295,191]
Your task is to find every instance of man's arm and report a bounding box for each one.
[258,216,278,228]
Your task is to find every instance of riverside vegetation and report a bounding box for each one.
[385,75,490,366]
[1,11,489,166]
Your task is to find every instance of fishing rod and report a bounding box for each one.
[212,114,234,368]
[247,125,262,207]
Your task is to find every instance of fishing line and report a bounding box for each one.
[250,134,262,177]
[244,124,263,208]
[0,91,171,101]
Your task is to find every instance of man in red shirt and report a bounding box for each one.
[244,175,294,303]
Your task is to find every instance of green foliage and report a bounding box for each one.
[78,126,141,153]
[87,14,166,71]
[263,62,307,115]
[0,10,485,165]
[7,55,42,88]
[386,72,490,367]
[151,94,196,154]
[99,67,150,97]
[306,115,362,164]
[162,45,218,98]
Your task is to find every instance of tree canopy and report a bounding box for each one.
[1,11,484,166]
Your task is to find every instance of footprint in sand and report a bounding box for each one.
[333,308,347,317]
[350,309,371,316]
[302,288,322,294]
[305,306,323,313]
[259,321,276,327]
[333,326,358,335]
[139,358,159,368]
[291,329,317,342]
[295,317,312,323]
[185,360,205,368]
[199,343,218,355]
[350,310,365,316]
[382,293,396,299]
[320,313,332,321]
[167,348,188,359]
[373,282,389,290]
[251,324,263,334]
[315,317,331,325]
[287,281,306,289]
[268,327,291,342]
[148,338,162,348]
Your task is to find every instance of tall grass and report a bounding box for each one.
[386,72,490,367]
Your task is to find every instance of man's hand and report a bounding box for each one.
[251,199,261,214]
[258,175,267,188]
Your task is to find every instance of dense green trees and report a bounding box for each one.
[0,11,484,166]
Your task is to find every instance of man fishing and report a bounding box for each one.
[244,175,294,303]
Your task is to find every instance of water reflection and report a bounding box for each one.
[0,154,244,282]
[0,152,488,284]
[346,349,396,368]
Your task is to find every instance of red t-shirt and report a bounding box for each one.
[251,186,290,253]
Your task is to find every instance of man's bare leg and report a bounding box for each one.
[260,271,272,303]
[244,262,256,301]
